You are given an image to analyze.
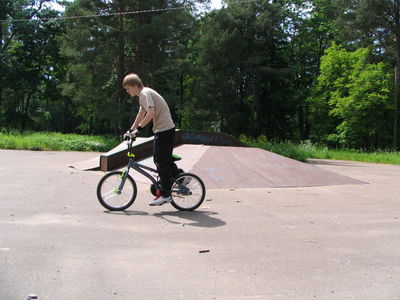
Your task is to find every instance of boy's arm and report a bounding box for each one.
[137,107,155,128]
[130,108,146,131]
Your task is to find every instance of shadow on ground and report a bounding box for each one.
[104,210,226,228]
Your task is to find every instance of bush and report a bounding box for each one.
[239,135,400,165]
[239,135,315,162]
[0,132,119,152]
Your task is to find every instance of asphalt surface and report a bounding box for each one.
[1,149,400,300]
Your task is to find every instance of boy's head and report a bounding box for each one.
[123,73,143,96]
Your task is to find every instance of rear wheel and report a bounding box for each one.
[97,171,137,211]
[170,173,205,211]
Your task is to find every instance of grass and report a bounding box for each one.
[0,131,120,152]
[239,135,400,165]
[312,148,400,165]
[1,131,399,165]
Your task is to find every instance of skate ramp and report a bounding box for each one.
[69,155,100,171]
[70,131,243,171]
[132,145,367,188]
[129,144,209,183]
[69,137,153,170]
[99,131,243,171]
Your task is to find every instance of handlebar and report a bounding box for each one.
[123,129,138,151]
[125,136,136,150]
[123,129,139,141]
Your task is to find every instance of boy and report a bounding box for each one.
[123,73,178,206]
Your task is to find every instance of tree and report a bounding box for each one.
[188,0,296,138]
[335,0,400,148]
[0,0,68,131]
[285,0,340,139]
[332,61,393,148]
[59,0,200,134]
[308,44,393,148]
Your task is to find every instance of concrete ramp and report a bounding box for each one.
[132,145,367,188]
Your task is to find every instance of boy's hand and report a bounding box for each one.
[123,130,136,141]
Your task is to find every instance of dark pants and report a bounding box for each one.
[153,127,178,197]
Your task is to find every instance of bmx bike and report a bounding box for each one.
[96,135,206,211]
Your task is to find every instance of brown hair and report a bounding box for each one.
[122,73,143,88]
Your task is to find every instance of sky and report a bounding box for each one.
[46,0,223,11]
[210,0,223,9]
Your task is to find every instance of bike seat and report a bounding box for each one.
[172,154,182,162]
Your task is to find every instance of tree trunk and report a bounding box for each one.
[134,1,143,76]
[394,0,400,149]
[63,97,70,133]
[117,0,126,133]
[298,105,305,140]
[21,92,34,131]
[179,73,184,127]
[254,68,262,136]
[395,64,399,149]
[0,20,2,50]
[0,19,3,107]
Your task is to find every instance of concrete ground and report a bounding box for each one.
[0,149,400,300]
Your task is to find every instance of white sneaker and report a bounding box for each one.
[149,196,172,206]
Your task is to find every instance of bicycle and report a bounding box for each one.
[96,133,206,211]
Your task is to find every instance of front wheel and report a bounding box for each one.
[97,171,137,211]
[170,173,206,211]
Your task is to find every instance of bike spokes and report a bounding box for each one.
[170,173,205,211]
[97,172,137,211]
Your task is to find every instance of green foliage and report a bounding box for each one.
[0,0,398,151]
[308,44,393,148]
[314,148,400,165]
[2,130,398,165]
[0,0,70,132]
[239,134,329,162]
[0,131,119,151]
[334,0,400,148]
[239,134,400,165]
[188,1,299,138]
[59,0,199,134]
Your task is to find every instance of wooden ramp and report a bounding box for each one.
[70,131,366,188]
[69,131,243,171]
[131,145,367,188]
[68,137,154,171]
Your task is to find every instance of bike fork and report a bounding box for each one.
[116,168,130,193]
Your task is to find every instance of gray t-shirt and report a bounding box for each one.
[138,87,175,133]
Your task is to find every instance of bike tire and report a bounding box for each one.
[170,173,206,211]
[97,171,137,211]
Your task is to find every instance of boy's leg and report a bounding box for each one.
[171,160,181,177]
[153,128,175,197]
